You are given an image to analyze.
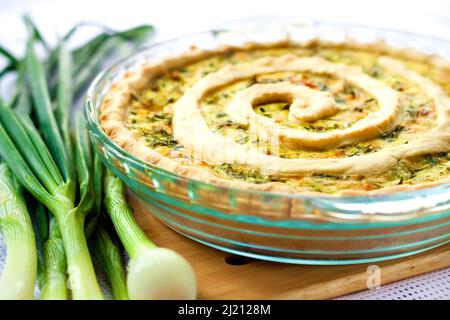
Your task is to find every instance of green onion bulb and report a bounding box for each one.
[104,170,197,300]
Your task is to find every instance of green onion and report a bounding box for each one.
[39,215,68,300]
[0,62,103,299]
[104,170,197,299]
[45,22,112,78]
[10,61,31,114]
[71,34,108,76]
[0,163,37,300]
[73,25,154,97]
[73,113,95,215]
[73,37,120,97]
[0,63,16,78]
[85,153,103,238]
[0,19,155,300]
[93,153,104,216]
[34,202,68,300]
[26,40,73,182]
[91,225,129,300]
[23,15,51,52]
[86,144,128,300]
[55,42,74,164]
[11,48,69,299]
[47,24,153,99]
[63,22,114,42]
[0,45,18,68]
[71,24,153,70]
[115,25,154,43]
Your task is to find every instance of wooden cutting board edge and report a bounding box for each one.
[130,194,450,299]
[274,244,450,299]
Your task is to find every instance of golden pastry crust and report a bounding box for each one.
[100,40,450,197]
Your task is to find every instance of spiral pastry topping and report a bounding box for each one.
[101,43,450,194]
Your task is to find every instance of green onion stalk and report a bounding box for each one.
[0,41,102,298]
[0,44,37,301]
[35,42,73,301]
[27,22,152,300]
[0,164,37,300]
[0,45,19,78]
[38,215,68,300]
[32,201,67,300]
[0,111,100,299]
[0,16,154,299]
[6,37,69,300]
[47,23,153,299]
[86,146,129,300]
[104,170,197,299]
[91,225,129,300]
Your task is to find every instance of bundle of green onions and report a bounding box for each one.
[0,164,36,299]
[0,15,196,300]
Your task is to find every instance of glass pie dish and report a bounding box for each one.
[85,17,450,265]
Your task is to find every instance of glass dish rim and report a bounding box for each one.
[84,18,450,218]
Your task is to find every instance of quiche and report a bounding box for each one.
[100,41,450,195]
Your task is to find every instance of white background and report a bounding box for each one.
[1,0,449,300]
[1,0,450,53]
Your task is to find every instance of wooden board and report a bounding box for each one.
[130,196,450,300]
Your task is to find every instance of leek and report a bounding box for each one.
[104,171,197,300]
[0,164,37,300]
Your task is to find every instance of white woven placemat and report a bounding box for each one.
[337,267,450,300]
[1,232,449,299]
